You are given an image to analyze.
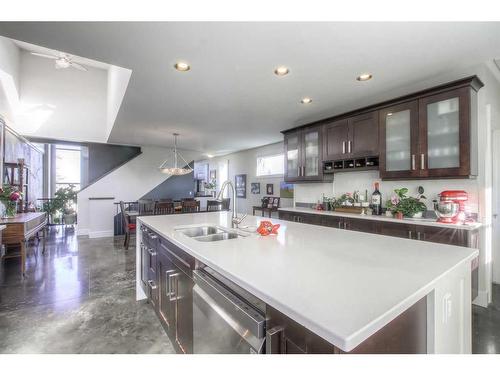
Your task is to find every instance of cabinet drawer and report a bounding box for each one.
[159,237,195,277]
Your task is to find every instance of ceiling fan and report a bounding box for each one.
[30,52,88,71]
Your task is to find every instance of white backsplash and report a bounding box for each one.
[295,170,479,213]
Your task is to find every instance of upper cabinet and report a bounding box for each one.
[283,76,483,182]
[380,79,480,179]
[323,111,379,161]
[284,126,323,182]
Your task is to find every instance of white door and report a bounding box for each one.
[492,129,500,284]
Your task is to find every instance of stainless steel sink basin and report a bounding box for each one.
[177,226,223,238]
[175,224,247,242]
[193,232,240,242]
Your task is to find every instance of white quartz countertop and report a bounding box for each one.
[279,206,482,230]
[138,212,478,351]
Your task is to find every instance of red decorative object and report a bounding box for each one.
[257,221,280,236]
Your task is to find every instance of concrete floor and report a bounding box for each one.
[0,228,174,354]
[0,227,499,354]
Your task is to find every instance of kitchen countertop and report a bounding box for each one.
[278,206,482,230]
[138,212,478,351]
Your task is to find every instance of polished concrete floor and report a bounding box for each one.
[0,228,174,354]
[0,228,499,354]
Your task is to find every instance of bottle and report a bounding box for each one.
[371,182,382,215]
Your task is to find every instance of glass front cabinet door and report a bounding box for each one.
[379,100,420,179]
[301,126,322,180]
[418,87,471,178]
[284,131,301,181]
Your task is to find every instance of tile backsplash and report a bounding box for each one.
[295,170,480,214]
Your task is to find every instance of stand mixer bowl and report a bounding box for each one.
[434,200,460,223]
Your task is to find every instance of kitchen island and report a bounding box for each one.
[136,211,478,354]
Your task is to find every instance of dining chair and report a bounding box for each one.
[119,201,136,250]
[138,199,155,216]
[181,199,200,213]
[154,201,175,215]
[207,200,222,212]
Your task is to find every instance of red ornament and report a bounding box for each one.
[257,221,280,236]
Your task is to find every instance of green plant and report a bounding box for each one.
[204,179,216,190]
[43,185,78,220]
[333,193,355,207]
[386,187,427,217]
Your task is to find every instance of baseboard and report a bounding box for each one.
[77,228,90,237]
[89,230,114,238]
[472,290,489,308]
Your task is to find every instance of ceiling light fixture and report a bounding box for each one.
[274,66,289,76]
[174,62,190,72]
[356,73,373,81]
[159,133,193,176]
[301,97,312,104]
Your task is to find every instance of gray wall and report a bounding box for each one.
[87,143,141,184]
[141,162,195,201]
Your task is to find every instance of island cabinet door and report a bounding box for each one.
[266,306,336,354]
[157,252,176,331]
[174,268,194,354]
[378,221,417,240]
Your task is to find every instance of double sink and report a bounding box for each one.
[176,225,249,242]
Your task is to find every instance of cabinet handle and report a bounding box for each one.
[297,166,301,177]
[168,273,181,301]
[408,231,412,239]
[147,248,156,256]
[420,154,425,170]
[149,235,158,240]
[147,280,157,290]
[417,232,421,240]
[302,166,306,177]
[411,154,416,170]
[342,141,346,154]
[348,140,352,154]
[266,326,284,354]
[338,221,341,229]
[343,222,347,230]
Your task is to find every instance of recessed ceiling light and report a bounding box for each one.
[356,73,373,81]
[174,62,190,72]
[206,154,214,159]
[301,97,312,104]
[274,66,289,76]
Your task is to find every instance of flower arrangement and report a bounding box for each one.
[386,187,427,218]
[334,193,355,207]
[0,184,23,218]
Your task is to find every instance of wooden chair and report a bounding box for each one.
[138,199,155,216]
[154,201,175,215]
[253,196,280,218]
[207,200,222,212]
[181,199,200,213]
[120,201,136,250]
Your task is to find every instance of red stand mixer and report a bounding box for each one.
[433,190,468,224]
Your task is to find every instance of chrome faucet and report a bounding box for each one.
[216,179,247,228]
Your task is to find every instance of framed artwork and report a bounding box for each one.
[235,174,247,198]
[209,169,216,181]
[251,182,260,194]
[280,182,294,199]
[266,183,274,195]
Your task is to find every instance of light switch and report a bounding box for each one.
[442,293,452,324]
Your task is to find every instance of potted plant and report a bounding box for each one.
[204,179,217,197]
[386,187,427,219]
[54,185,78,225]
[0,185,23,218]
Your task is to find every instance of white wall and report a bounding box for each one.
[106,65,132,141]
[202,142,293,217]
[0,36,20,122]
[77,146,201,238]
[15,50,108,142]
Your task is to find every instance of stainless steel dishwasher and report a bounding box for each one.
[192,267,266,354]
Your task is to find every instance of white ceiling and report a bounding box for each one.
[1,22,500,155]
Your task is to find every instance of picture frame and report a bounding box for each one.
[266,183,274,195]
[280,181,294,199]
[235,174,247,198]
[209,169,216,181]
[251,182,260,194]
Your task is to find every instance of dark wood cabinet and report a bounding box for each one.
[348,111,379,158]
[284,126,323,182]
[323,119,349,160]
[345,217,378,234]
[323,111,379,161]
[378,221,415,239]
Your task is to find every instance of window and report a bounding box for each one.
[256,154,284,177]
[55,145,81,192]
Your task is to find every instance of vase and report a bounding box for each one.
[412,211,423,219]
[2,201,17,218]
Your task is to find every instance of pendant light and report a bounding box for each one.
[159,133,193,176]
